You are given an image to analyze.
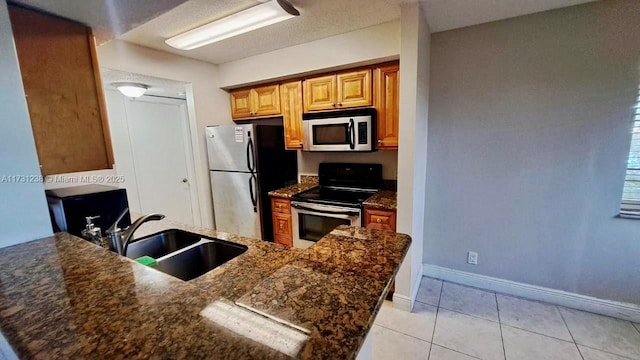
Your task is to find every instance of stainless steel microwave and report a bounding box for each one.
[302,109,376,152]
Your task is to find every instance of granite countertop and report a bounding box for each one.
[268,175,318,198]
[0,218,410,359]
[363,190,397,211]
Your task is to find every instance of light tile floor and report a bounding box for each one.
[372,277,640,360]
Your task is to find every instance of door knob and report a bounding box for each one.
[182,178,189,183]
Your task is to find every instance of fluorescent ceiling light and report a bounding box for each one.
[165,0,300,50]
[114,82,148,98]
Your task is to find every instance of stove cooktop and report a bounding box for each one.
[291,187,378,207]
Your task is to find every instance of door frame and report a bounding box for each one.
[123,94,202,226]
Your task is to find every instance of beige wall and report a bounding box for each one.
[394,2,431,310]
[0,0,52,247]
[425,0,640,304]
[97,40,232,229]
[297,150,398,180]
[217,20,400,89]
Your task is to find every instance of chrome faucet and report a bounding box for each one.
[107,208,165,256]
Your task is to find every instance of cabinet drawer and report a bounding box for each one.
[364,208,396,231]
[271,198,291,214]
[272,213,292,239]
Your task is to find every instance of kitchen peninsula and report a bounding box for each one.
[0,219,410,359]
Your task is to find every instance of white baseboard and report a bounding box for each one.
[393,266,424,312]
[423,264,640,323]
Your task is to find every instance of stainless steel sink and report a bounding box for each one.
[125,229,202,260]
[154,240,248,281]
[125,229,248,281]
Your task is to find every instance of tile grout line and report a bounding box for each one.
[496,293,507,360]
[372,323,433,344]
[432,344,484,360]
[428,280,444,360]
[498,323,581,344]
[557,305,585,360]
[577,344,639,360]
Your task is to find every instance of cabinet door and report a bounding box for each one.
[280,81,304,149]
[364,208,397,231]
[303,75,337,112]
[337,69,372,109]
[374,64,400,149]
[9,6,113,175]
[252,84,281,116]
[230,89,253,119]
[272,213,293,247]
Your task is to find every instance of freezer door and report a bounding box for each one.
[206,125,257,172]
[210,171,262,239]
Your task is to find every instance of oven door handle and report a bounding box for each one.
[292,203,359,216]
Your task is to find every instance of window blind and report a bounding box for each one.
[620,95,640,217]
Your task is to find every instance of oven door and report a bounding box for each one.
[303,116,373,152]
[291,202,361,249]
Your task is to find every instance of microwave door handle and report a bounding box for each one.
[292,203,359,216]
[348,118,355,150]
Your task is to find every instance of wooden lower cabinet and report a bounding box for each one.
[271,197,293,247]
[364,207,397,299]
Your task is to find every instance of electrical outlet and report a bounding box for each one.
[467,251,478,265]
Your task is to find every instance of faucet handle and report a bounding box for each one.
[107,208,129,234]
[85,215,100,225]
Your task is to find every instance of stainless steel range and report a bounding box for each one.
[290,163,382,249]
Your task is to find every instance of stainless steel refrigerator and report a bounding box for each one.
[206,124,297,240]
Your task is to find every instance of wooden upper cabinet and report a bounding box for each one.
[230,89,253,119]
[374,63,400,149]
[9,6,113,175]
[230,85,280,120]
[337,70,372,108]
[303,75,336,112]
[303,70,372,112]
[253,84,280,117]
[280,81,304,149]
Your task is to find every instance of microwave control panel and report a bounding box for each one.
[358,123,368,144]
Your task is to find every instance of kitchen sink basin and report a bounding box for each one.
[126,229,201,260]
[154,240,248,281]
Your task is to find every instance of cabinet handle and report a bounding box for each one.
[376,218,382,223]
[332,103,336,107]
[377,139,383,144]
[279,223,284,229]
[338,103,342,107]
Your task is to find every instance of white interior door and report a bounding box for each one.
[125,96,196,225]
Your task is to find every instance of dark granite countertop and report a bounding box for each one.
[363,190,397,211]
[0,218,410,359]
[268,175,318,198]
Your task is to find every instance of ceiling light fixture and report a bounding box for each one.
[114,82,148,98]
[165,0,300,51]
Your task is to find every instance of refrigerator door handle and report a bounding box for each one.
[249,174,258,213]
[246,132,256,173]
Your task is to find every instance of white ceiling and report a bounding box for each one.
[10,0,188,42]
[12,0,598,64]
[119,0,403,64]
